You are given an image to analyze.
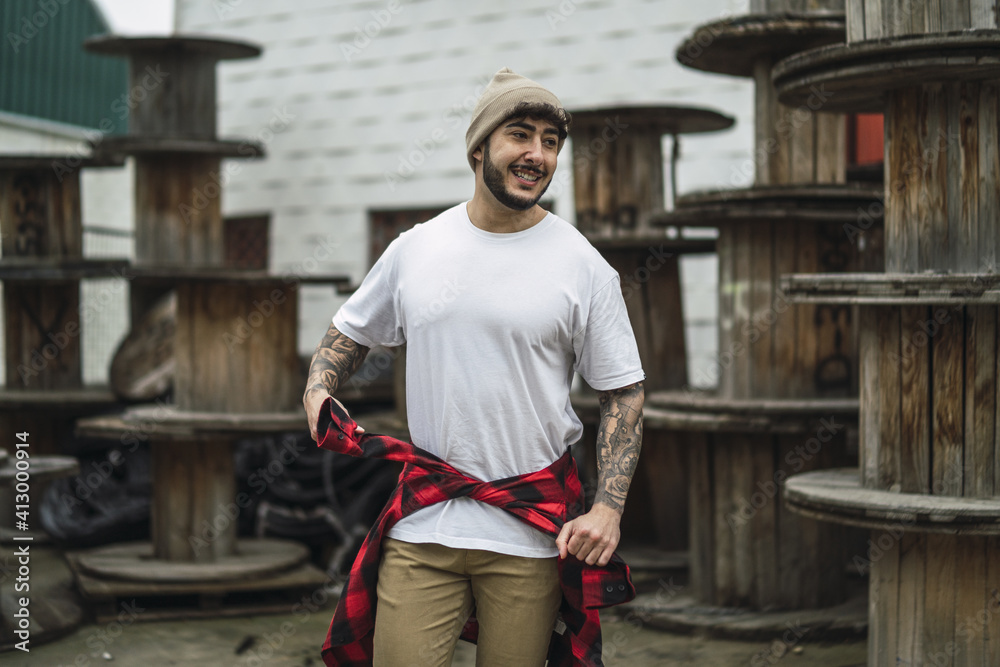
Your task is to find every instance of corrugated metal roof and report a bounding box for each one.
[1,0,128,133]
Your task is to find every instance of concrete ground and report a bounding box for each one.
[7,546,867,667]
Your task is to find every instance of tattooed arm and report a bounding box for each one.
[303,323,370,441]
[556,380,644,566]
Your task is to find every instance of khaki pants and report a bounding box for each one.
[372,537,562,667]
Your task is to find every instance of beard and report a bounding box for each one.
[482,139,550,211]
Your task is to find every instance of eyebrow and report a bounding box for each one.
[505,120,560,135]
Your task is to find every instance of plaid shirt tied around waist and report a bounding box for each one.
[316,397,635,666]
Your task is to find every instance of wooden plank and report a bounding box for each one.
[749,222,774,397]
[573,125,596,233]
[846,0,867,43]
[688,433,714,601]
[894,87,921,273]
[732,224,753,400]
[789,100,817,184]
[942,0,973,30]
[965,306,996,497]
[899,305,932,493]
[775,434,802,606]
[869,529,900,666]
[641,431,689,550]
[859,306,881,488]
[979,83,1000,272]
[924,534,957,666]
[814,112,846,184]
[794,222,820,396]
[919,84,949,272]
[932,310,966,496]
[717,227,735,399]
[712,437,736,606]
[865,0,884,39]
[952,537,988,667]
[771,221,800,398]
[886,88,910,273]
[752,436,778,609]
[896,533,926,665]
[646,256,688,390]
[925,0,944,32]
[882,0,901,38]
[953,82,980,273]
[731,435,756,606]
[878,306,902,490]
[753,60,779,187]
[970,0,999,28]
[908,0,930,35]
[988,536,1000,667]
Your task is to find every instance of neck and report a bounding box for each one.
[467,186,547,234]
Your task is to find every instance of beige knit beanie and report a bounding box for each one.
[465,67,566,171]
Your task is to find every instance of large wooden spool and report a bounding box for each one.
[72,36,337,594]
[0,157,124,452]
[774,2,1000,664]
[569,105,732,553]
[644,1,881,618]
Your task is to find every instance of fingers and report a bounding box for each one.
[555,522,571,559]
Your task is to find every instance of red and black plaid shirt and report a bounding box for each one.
[316,397,634,666]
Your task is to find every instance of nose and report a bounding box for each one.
[522,136,544,164]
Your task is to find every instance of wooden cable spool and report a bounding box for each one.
[773,2,1000,663]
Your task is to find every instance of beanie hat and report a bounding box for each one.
[465,67,566,171]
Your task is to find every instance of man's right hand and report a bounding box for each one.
[305,391,363,442]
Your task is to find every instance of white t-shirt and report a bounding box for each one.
[333,202,644,557]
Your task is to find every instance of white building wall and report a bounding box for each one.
[176,0,756,387]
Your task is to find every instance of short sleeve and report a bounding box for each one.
[573,276,645,390]
[332,241,405,348]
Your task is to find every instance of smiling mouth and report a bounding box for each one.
[512,168,544,184]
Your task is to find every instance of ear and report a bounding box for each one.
[472,143,484,163]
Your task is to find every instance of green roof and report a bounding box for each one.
[1,0,128,133]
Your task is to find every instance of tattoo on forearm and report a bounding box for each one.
[304,324,370,399]
[594,381,644,513]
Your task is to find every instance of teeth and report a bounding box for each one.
[514,170,539,182]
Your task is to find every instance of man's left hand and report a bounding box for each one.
[555,503,621,567]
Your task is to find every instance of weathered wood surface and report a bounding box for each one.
[717,220,866,399]
[134,154,224,267]
[676,15,845,78]
[570,106,733,136]
[173,281,299,413]
[750,0,845,12]
[110,291,175,401]
[0,258,129,280]
[784,468,1000,532]
[68,556,327,624]
[151,439,237,562]
[0,166,82,259]
[773,35,1000,113]
[97,136,265,158]
[691,431,854,609]
[3,283,81,390]
[75,538,309,581]
[866,534,998,666]
[659,184,884,226]
[753,58,846,186]
[126,267,352,287]
[602,248,688,392]
[647,389,859,414]
[783,272,1000,303]
[848,0,1000,41]
[858,305,999,498]
[82,36,260,140]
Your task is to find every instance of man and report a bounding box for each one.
[305,67,645,667]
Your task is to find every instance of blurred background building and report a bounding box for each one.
[2,0,759,388]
